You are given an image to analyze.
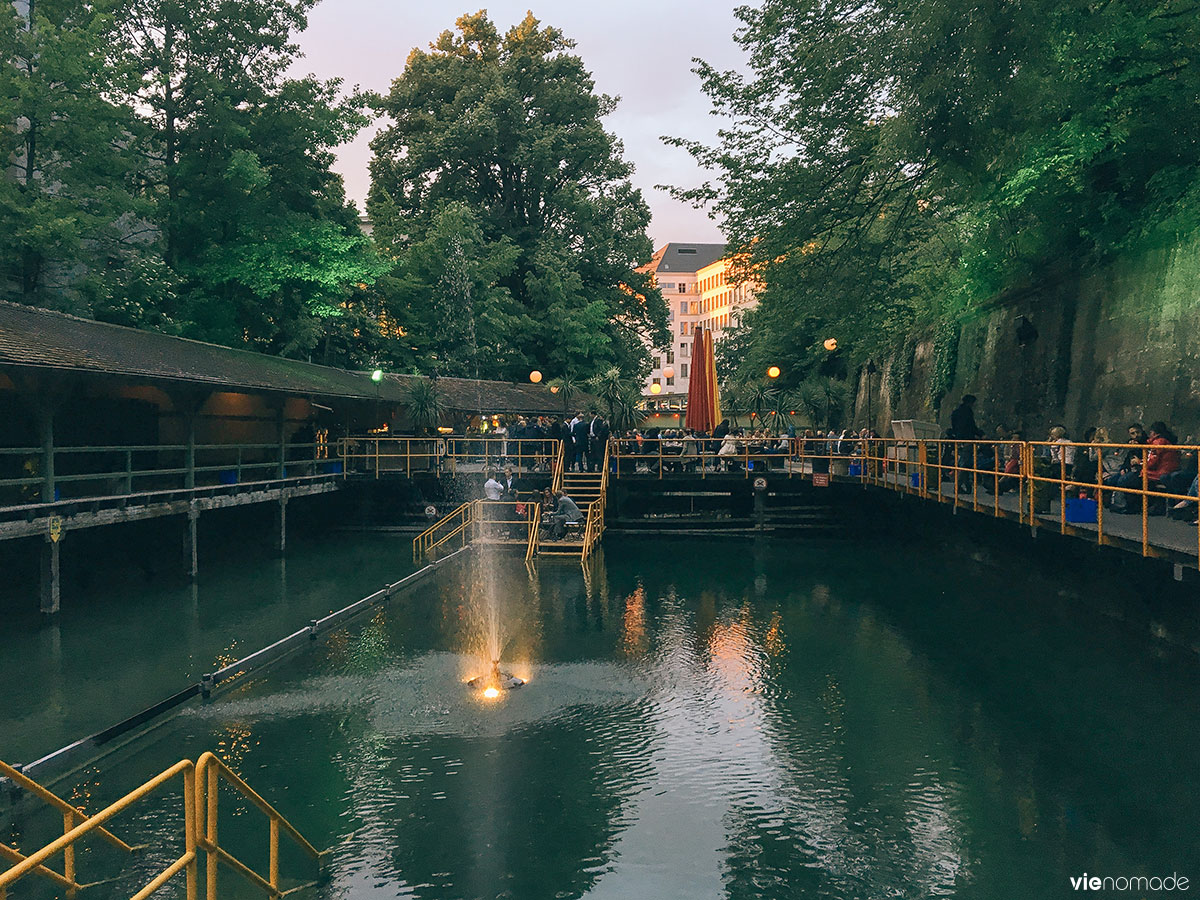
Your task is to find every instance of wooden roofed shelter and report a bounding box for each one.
[0,301,573,612]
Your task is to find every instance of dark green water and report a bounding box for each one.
[6,536,1200,899]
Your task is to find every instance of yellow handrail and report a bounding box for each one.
[196,753,321,900]
[413,501,474,562]
[0,760,196,900]
[525,502,541,562]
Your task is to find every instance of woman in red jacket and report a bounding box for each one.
[1144,421,1181,486]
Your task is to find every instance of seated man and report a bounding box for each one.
[548,491,584,539]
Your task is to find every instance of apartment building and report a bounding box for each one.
[636,242,726,400]
[696,255,759,340]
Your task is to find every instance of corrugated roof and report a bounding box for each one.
[0,300,578,414]
[640,242,727,275]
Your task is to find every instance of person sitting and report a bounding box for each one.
[1106,423,1148,511]
[1144,422,1184,510]
[547,491,583,539]
[718,432,741,471]
[483,472,503,501]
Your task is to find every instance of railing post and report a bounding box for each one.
[1060,452,1067,533]
[62,810,75,891]
[124,449,133,495]
[236,447,243,485]
[206,764,218,900]
[1142,457,1150,556]
[269,817,280,893]
[184,766,197,900]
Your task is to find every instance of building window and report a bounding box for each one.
[679,301,688,315]
[652,356,661,369]
[681,363,689,378]
[667,350,674,364]
[661,282,675,290]
[680,344,689,357]
[666,376,675,386]
[677,283,687,293]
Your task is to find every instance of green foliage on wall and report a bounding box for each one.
[930,321,960,413]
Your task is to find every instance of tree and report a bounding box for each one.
[369,10,668,382]
[114,0,383,357]
[0,0,150,312]
[672,0,1200,390]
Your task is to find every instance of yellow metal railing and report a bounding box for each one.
[0,753,322,900]
[413,501,475,563]
[0,759,141,896]
[550,442,566,495]
[197,753,321,900]
[580,443,610,560]
[607,435,1200,570]
[525,502,542,562]
[0,759,197,900]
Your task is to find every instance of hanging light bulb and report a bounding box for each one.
[529,370,543,383]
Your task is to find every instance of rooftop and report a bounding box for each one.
[639,243,727,276]
[0,301,573,414]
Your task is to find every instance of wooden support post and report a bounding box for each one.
[185,411,196,490]
[40,535,61,614]
[37,403,55,503]
[277,404,287,480]
[185,504,199,580]
[275,496,288,555]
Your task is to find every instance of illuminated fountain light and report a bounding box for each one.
[468,659,526,697]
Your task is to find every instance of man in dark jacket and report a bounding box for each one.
[949,395,983,491]
[570,414,589,472]
[588,416,611,471]
[949,395,983,440]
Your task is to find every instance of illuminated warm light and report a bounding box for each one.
[650,383,662,394]
[767,365,781,378]
[823,338,838,351]
[482,686,500,699]
[663,366,675,379]
[371,369,383,382]
[550,385,560,394]
[529,370,543,383]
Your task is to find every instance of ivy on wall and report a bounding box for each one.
[886,337,917,410]
[930,321,960,413]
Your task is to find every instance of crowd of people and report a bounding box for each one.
[945,395,1200,523]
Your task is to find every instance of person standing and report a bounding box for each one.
[570,413,589,472]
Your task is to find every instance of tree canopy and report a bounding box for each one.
[673,0,1200,403]
[368,10,668,383]
[0,0,386,365]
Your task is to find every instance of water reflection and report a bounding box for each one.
[28,537,1200,900]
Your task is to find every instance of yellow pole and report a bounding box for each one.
[62,811,75,896]
[1142,460,1150,556]
[1060,452,1067,534]
[269,817,280,893]
[184,766,197,900]
[206,764,218,900]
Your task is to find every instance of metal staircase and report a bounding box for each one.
[0,752,323,900]
[539,444,609,560]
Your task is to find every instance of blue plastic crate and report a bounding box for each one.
[1065,497,1097,523]
[910,472,924,488]
[320,461,344,475]
[848,462,863,476]
[218,469,238,485]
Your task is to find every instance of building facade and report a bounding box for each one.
[696,255,759,343]
[636,243,726,402]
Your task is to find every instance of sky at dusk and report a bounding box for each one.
[293,1,746,249]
